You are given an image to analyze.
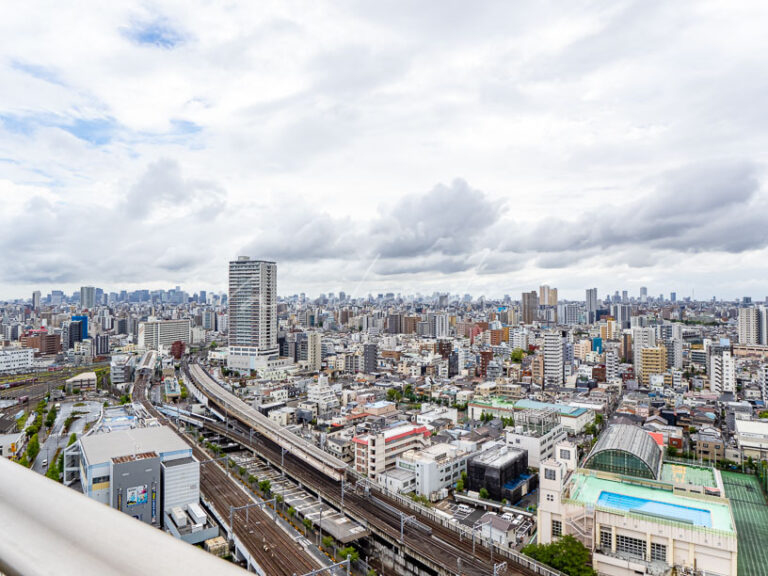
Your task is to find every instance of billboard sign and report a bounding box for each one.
[126,485,148,506]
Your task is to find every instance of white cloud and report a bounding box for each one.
[1,0,767,299]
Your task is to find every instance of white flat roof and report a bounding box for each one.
[66,372,97,383]
[80,426,190,466]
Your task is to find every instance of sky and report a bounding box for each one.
[2,1,768,301]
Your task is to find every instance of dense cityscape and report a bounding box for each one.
[3,2,768,576]
[2,258,768,576]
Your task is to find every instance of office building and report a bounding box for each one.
[72,315,89,340]
[228,257,278,369]
[0,348,34,373]
[467,444,528,501]
[586,288,598,323]
[80,286,96,310]
[20,330,61,356]
[32,290,41,311]
[521,291,539,325]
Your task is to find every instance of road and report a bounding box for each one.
[32,400,102,474]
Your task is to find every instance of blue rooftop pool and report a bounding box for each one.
[597,491,712,527]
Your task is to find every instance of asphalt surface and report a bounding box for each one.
[32,400,102,474]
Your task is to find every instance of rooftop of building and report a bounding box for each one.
[659,462,717,489]
[734,419,768,437]
[567,471,734,534]
[469,444,525,468]
[81,426,190,466]
[66,371,97,383]
[163,456,196,468]
[584,424,663,479]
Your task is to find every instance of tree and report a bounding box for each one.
[456,479,464,492]
[170,340,186,360]
[259,479,271,495]
[303,517,313,535]
[67,433,77,447]
[479,487,490,499]
[339,546,359,563]
[247,474,257,484]
[522,535,596,576]
[287,507,296,520]
[322,536,334,549]
[594,413,604,427]
[27,433,40,462]
[666,446,679,458]
[511,348,525,363]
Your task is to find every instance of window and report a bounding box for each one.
[559,449,571,460]
[650,543,667,562]
[551,520,562,538]
[616,535,645,560]
[600,530,612,551]
[545,468,557,481]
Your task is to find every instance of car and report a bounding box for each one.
[42,459,48,467]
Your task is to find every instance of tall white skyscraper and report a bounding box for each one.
[227,257,278,369]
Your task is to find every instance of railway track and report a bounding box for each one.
[203,418,529,576]
[132,375,318,576]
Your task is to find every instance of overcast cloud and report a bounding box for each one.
[1,1,768,300]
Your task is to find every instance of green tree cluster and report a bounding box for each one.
[522,535,596,576]
[510,348,526,363]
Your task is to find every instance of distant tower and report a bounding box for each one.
[80,286,96,309]
[585,288,598,324]
[521,291,539,324]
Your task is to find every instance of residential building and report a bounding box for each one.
[138,319,191,351]
[352,424,430,480]
[228,257,278,369]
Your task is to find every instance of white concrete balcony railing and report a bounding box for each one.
[0,456,246,576]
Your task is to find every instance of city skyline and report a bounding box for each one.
[2,2,768,299]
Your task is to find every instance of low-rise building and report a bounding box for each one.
[384,443,469,500]
[0,348,34,373]
[352,423,430,479]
